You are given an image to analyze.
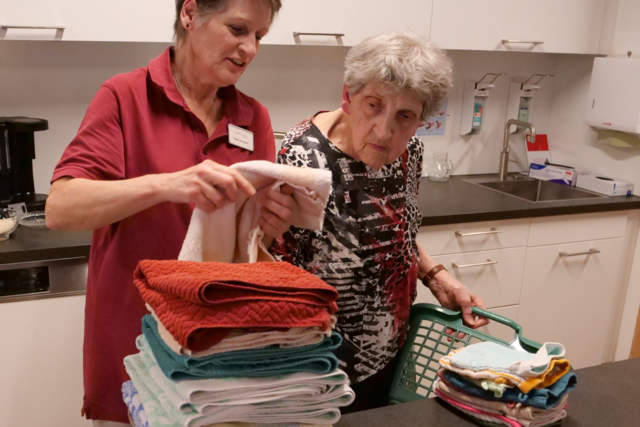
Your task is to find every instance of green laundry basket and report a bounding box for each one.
[388,303,542,405]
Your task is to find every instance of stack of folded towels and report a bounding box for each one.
[121,260,354,427]
[435,341,577,427]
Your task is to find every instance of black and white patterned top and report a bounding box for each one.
[270,115,424,383]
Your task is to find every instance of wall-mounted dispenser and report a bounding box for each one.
[585,57,640,136]
[460,73,506,136]
[506,74,553,133]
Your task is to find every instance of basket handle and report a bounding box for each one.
[471,306,522,334]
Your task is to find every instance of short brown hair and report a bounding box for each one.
[174,0,282,42]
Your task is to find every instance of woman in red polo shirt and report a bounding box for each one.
[45,1,289,425]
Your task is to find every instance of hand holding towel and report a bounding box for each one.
[178,161,332,264]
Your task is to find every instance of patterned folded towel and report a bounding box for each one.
[141,318,341,380]
[135,279,333,352]
[122,380,149,427]
[439,369,577,410]
[150,309,334,357]
[440,342,569,392]
[135,260,338,312]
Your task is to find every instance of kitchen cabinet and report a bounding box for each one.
[518,238,624,369]
[429,0,606,54]
[416,211,635,369]
[0,296,89,427]
[1,0,174,42]
[262,0,433,46]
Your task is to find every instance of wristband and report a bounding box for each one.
[424,264,448,283]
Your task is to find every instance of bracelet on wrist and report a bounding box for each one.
[423,264,448,284]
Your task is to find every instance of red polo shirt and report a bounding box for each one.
[52,47,275,422]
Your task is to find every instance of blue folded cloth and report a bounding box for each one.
[142,314,341,381]
[121,380,148,427]
[440,369,577,410]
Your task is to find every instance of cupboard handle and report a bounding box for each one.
[502,39,544,45]
[1,25,65,31]
[293,32,345,38]
[559,249,601,257]
[452,259,498,269]
[273,131,287,139]
[455,228,501,237]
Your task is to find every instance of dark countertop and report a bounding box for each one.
[419,174,640,226]
[0,226,91,265]
[336,357,640,427]
[2,174,640,264]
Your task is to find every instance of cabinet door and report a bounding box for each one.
[518,238,623,369]
[263,0,433,46]
[415,247,526,309]
[430,0,605,54]
[1,0,175,42]
[0,296,89,427]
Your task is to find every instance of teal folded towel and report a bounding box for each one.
[141,314,341,381]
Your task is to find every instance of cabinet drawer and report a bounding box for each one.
[417,219,529,255]
[528,211,628,247]
[415,247,526,309]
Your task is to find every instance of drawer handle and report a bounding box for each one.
[455,228,501,237]
[559,249,601,257]
[452,259,498,269]
[1,25,66,30]
[501,39,544,45]
[293,32,345,38]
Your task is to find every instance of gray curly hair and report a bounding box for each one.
[174,0,282,42]
[344,31,453,121]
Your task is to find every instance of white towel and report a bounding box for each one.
[150,309,336,357]
[129,342,352,427]
[178,161,332,263]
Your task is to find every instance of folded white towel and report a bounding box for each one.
[127,346,352,427]
[178,160,332,264]
[150,309,336,358]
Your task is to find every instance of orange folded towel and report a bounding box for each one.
[133,260,337,352]
[135,260,338,312]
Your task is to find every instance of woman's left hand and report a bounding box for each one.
[427,270,490,330]
[259,184,295,244]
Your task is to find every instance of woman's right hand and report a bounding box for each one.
[160,159,256,212]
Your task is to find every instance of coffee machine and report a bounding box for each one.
[0,117,49,212]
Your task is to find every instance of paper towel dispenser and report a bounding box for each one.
[585,57,640,136]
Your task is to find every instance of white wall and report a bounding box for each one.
[0,40,564,195]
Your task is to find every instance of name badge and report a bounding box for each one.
[228,124,254,152]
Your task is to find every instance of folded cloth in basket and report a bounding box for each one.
[440,342,569,392]
[439,369,577,410]
[434,377,569,424]
[135,274,334,352]
[141,317,341,380]
[124,351,351,427]
[135,260,338,312]
[435,388,567,427]
[151,309,334,357]
[178,160,333,264]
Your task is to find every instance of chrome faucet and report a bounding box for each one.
[499,119,536,181]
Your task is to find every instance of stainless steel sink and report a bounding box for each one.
[463,175,606,202]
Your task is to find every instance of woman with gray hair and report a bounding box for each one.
[270,30,489,413]
[46,1,293,425]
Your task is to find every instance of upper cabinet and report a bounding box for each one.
[262,0,433,46]
[1,0,174,42]
[429,0,607,54]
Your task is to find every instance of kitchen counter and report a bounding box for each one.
[336,357,640,427]
[0,226,91,265]
[3,174,640,263]
[418,174,640,226]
